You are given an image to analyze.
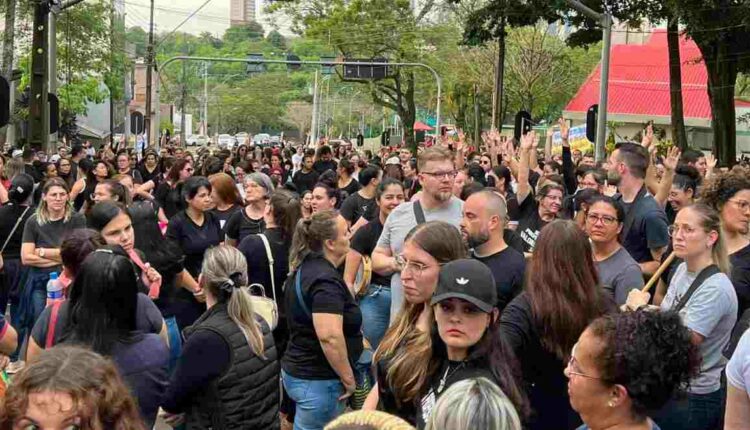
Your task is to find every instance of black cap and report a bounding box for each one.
[432,259,497,313]
[8,173,34,203]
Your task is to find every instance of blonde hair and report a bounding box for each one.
[36,177,74,225]
[325,410,414,430]
[425,378,522,430]
[417,146,454,171]
[374,221,467,404]
[201,245,266,357]
[683,203,732,274]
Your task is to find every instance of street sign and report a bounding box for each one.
[514,110,532,141]
[131,111,145,135]
[49,93,59,134]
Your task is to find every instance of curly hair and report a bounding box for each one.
[587,310,700,419]
[0,346,146,430]
[700,167,750,211]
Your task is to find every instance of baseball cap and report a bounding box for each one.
[11,149,22,159]
[385,156,400,166]
[8,173,34,203]
[431,259,497,313]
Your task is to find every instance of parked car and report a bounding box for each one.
[186,135,209,146]
[253,133,271,146]
[235,132,250,146]
[217,134,236,150]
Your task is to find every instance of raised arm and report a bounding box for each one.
[516,131,537,203]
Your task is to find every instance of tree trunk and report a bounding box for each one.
[1,0,15,78]
[492,19,506,130]
[700,40,738,167]
[667,18,688,150]
[403,71,416,150]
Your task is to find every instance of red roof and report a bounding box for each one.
[564,30,750,119]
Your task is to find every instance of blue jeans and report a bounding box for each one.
[12,268,50,361]
[282,370,345,430]
[359,284,391,351]
[653,387,725,430]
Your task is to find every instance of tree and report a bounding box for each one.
[283,101,313,136]
[222,21,265,45]
[125,26,148,58]
[267,30,286,50]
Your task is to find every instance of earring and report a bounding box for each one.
[608,401,615,408]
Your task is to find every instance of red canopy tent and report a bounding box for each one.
[413,121,433,131]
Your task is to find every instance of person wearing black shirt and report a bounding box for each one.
[166,176,223,328]
[282,211,362,430]
[0,174,34,320]
[292,154,319,195]
[461,190,526,311]
[225,172,272,246]
[344,178,405,351]
[337,159,361,198]
[208,173,243,231]
[313,145,338,175]
[516,131,563,255]
[155,159,193,220]
[340,166,382,232]
[138,150,162,185]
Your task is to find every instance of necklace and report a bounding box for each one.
[437,362,463,394]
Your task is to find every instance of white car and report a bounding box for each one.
[235,132,250,146]
[253,133,271,145]
[217,134,236,150]
[186,135,209,146]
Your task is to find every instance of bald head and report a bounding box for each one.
[470,190,508,223]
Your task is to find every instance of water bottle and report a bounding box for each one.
[46,272,63,305]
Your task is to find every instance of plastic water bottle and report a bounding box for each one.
[46,272,63,305]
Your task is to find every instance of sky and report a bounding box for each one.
[123,0,233,37]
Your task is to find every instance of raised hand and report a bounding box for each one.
[520,131,536,151]
[706,153,717,171]
[641,123,654,148]
[558,117,570,143]
[664,146,681,172]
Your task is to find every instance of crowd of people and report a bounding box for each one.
[0,123,749,430]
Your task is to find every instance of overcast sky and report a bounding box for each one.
[124,0,232,37]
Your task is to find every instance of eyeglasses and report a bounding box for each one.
[729,199,750,213]
[586,213,618,226]
[395,254,442,278]
[480,160,491,165]
[668,224,699,237]
[567,344,607,381]
[422,170,457,179]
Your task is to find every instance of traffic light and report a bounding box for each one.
[246,53,265,75]
[514,110,532,141]
[0,76,9,128]
[49,93,59,134]
[586,104,598,143]
[343,58,388,80]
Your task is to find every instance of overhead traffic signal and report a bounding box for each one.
[343,58,389,80]
[514,110,532,141]
[586,104,598,143]
[246,53,265,75]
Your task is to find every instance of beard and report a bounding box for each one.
[466,229,491,250]
[433,190,453,202]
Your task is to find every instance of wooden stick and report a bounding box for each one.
[642,251,676,294]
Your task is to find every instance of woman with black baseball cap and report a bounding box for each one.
[415,259,527,429]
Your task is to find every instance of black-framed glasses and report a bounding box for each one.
[586,213,617,226]
[422,170,457,179]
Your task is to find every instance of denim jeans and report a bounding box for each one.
[281,370,345,430]
[653,387,725,430]
[359,284,391,351]
[11,268,50,361]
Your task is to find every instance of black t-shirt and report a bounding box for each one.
[31,293,164,348]
[504,228,526,254]
[615,188,670,263]
[282,254,363,380]
[472,246,526,311]
[139,165,162,185]
[340,178,361,198]
[0,203,34,260]
[501,293,583,430]
[506,191,521,223]
[350,217,390,287]
[211,204,242,231]
[154,182,183,220]
[376,349,417,425]
[516,193,546,253]
[165,211,223,278]
[313,159,338,175]
[292,170,319,195]
[731,243,750,319]
[224,209,265,243]
[22,213,87,273]
[121,168,143,184]
[237,228,291,310]
[340,192,378,225]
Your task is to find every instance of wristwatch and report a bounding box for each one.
[37,248,45,258]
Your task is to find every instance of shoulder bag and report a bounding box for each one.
[672,264,720,313]
[0,206,31,273]
[247,234,278,330]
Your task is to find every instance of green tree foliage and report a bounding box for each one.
[222,21,265,45]
[125,26,148,58]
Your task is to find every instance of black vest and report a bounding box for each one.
[184,303,280,430]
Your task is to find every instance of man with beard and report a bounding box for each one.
[373,146,464,319]
[516,131,564,255]
[461,190,525,311]
[608,142,669,276]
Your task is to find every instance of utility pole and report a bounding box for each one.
[29,0,50,150]
[144,0,155,146]
[109,0,115,146]
[474,83,480,145]
[179,52,186,146]
[564,0,612,162]
[310,70,318,146]
[48,9,57,148]
[491,17,506,131]
[203,62,208,136]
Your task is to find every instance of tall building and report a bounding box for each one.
[230,0,256,26]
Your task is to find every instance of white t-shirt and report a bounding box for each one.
[376,197,463,320]
[728,329,750,394]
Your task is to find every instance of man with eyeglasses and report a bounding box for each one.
[373,146,464,320]
[585,195,643,305]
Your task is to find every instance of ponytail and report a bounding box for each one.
[289,210,339,271]
[202,246,266,358]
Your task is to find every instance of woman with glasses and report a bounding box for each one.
[116,151,143,184]
[566,310,699,430]
[225,172,273,247]
[584,196,643,305]
[364,221,467,425]
[282,210,359,430]
[626,203,737,430]
[502,219,611,430]
[56,157,75,188]
[155,158,193,220]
